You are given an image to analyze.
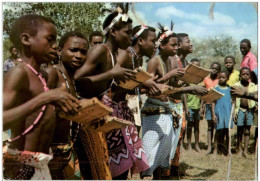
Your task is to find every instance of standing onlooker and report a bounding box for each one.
[202,62,221,154]
[212,71,233,156]
[224,56,240,87]
[240,39,258,83]
[4,46,19,75]
[89,31,103,47]
[234,67,257,158]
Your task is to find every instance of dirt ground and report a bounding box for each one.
[129,119,257,180]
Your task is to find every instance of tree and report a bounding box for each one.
[3,2,105,39]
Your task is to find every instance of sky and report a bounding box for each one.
[128,2,257,46]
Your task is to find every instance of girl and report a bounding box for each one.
[212,71,233,156]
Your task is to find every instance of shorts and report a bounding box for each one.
[206,104,212,121]
[237,109,254,126]
[186,108,200,122]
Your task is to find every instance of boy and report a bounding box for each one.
[186,58,202,152]
[3,14,79,180]
[75,6,149,180]
[234,67,257,158]
[4,45,19,75]
[89,31,103,46]
[224,55,239,86]
[202,62,221,154]
[45,31,89,179]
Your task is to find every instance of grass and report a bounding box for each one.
[129,119,257,180]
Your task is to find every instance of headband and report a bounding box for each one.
[156,26,173,47]
[102,7,129,35]
[132,25,148,40]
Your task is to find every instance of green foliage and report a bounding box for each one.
[3,2,105,39]
[3,39,12,62]
[187,34,257,71]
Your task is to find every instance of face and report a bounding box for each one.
[240,69,251,81]
[59,36,88,70]
[11,47,18,58]
[162,37,178,56]
[192,61,200,67]
[179,36,193,54]
[240,42,250,56]
[225,58,235,71]
[30,22,57,64]
[114,23,132,50]
[218,72,228,85]
[90,36,103,46]
[140,31,157,58]
[210,63,220,76]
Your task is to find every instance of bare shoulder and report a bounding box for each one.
[168,56,178,69]
[117,48,131,67]
[148,55,159,66]
[87,44,107,63]
[44,66,59,89]
[4,64,29,91]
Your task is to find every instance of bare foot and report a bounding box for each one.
[243,151,249,158]
[206,148,212,155]
[195,145,201,153]
[187,144,191,151]
[142,176,153,180]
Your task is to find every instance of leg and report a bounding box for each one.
[237,126,244,156]
[213,130,219,156]
[243,125,251,158]
[225,129,230,156]
[194,111,201,152]
[207,120,213,154]
[153,167,162,180]
[186,120,193,151]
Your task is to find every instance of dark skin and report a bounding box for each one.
[46,36,88,143]
[117,30,161,97]
[90,36,103,46]
[201,63,221,154]
[236,68,253,158]
[225,57,235,73]
[211,72,232,156]
[3,22,80,154]
[75,23,136,99]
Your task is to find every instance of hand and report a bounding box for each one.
[231,86,246,97]
[143,75,161,96]
[191,85,208,95]
[168,68,185,78]
[212,115,217,124]
[46,83,80,113]
[111,63,136,83]
[233,113,238,125]
[186,108,190,118]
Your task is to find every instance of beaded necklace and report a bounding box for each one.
[158,55,169,85]
[57,68,80,142]
[130,47,142,106]
[7,60,48,143]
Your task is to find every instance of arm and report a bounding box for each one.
[211,102,217,123]
[183,94,190,117]
[3,67,80,130]
[75,45,135,83]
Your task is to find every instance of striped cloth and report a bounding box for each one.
[140,98,182,177]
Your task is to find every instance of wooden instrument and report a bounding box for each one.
[199,88,224,103]
[119,67,154,90]
[179,63,211,84]
[59,97,113,124]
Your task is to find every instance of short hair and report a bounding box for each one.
[9,46,16,53]
[240,39,251,48]
[211,61,221,71]
[89,31,103,42]
[240,67,251,74]
[102,12,132,38]
[219,70,230,78]
[177,33,189,45]
[190,58,200,63]
[131,25,156,46]
[10,14,55,51]
[224,55,236,64]
[59,31,88,49]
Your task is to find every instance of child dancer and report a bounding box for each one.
[212,71,233,156]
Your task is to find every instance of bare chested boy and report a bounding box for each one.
[75,6,150,180]
[3,14,79,180]
[45,31,88,179]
